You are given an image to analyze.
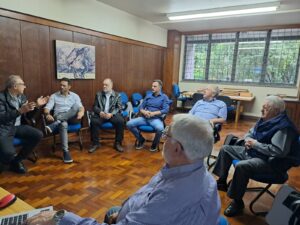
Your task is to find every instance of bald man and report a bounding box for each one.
[89,78,124,153]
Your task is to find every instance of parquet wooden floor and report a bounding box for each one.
[0,116,299,225]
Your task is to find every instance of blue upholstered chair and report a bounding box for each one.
[42,114,83,152]
[133,99,172,151]
[119,92,130,119]
[217,215,230,225]
[172,83,192,109]
[13,137,38,163]
[131,92,143,115]
[230,136,300,216]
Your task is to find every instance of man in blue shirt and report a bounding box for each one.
[26,114,221,225]
[44,78,85,164]
[127,80,169,152]
[189,85,227,125]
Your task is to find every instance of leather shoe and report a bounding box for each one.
[10,161,27,174]
[89,144,100,153]
[224,200,244,217]
[217,180,228,192]
[114,142,124,152]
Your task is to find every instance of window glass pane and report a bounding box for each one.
[184,43,208,80]
[209,33,235,81]
[235,31,267,83]
[266,29,300,84]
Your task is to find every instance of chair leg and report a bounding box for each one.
[78,130,83,151]
[52,135,56,153]
[247,183,273,216]
[207,154,218,170]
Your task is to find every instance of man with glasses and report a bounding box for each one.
[0,75,48,173]
[26,114,220,225]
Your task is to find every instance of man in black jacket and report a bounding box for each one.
[89,78,124,153]
[0,75,48,174]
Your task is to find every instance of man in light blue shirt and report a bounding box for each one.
[26,114,221,225]
[44,78,84,164]
[189,85,227,125]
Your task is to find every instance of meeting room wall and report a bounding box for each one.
[0,11,166,111]
[0,0,167,47]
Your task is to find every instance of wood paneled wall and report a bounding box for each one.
[0,10,166,110]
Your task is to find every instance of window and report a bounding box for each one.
[183,28,300,87]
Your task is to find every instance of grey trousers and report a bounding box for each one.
[54,105,80,152]
[212,145,275,200]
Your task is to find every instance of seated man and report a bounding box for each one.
[44,77,85,164]
[213,95,299,217]
[189,85,227,125]
[89,78,124,153]
[127,79,170,152]
[26,114,221,225]
[0,75,48,174]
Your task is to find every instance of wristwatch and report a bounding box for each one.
[53,210,66,225]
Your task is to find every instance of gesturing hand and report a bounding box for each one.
[37,96,50,107]
[19,101,36,114]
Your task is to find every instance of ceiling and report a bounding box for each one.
[96,0,300,32]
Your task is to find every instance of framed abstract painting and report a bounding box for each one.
[55,40,96,79]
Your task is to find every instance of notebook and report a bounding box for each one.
[0,206,53,225]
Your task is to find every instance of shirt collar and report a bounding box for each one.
[160,161,204,179]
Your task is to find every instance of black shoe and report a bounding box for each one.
[114,142,124,152]
[150,144,158,152]
[10,161,27,174]
[224,200,244,217]
[217,180,228,192]
[135,138,145,150]
[88,144,100,153]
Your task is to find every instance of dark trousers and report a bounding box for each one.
[0,125,43,164]
[90,114,124,145]
[212,145,274,200]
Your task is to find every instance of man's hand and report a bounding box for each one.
[104,113,113,119]
[25,211,56,225]
[36,96,49,107]
[45,114,55,122]
[100,112,106,118]
[77,111,84,120]
[245,138,257,150]
[19,101,36,114]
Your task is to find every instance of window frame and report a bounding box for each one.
[182,29,300,88]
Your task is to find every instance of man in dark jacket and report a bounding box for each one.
[0,75,48,174]
[89,78,124,153]
[213,95,299,217]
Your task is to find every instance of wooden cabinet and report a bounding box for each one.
[285,100,300,133]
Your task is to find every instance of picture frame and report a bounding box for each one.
[55,40,96,79]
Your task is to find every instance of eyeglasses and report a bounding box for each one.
[16,83,26,86]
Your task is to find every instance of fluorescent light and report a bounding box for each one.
[168,6,278,21]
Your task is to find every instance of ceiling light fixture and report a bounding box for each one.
[167,2,279,21]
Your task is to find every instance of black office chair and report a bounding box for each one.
[229,136,300,216]
[206,123,222,170]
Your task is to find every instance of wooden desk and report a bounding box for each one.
[0,187,34,216]
[227,95,255,126]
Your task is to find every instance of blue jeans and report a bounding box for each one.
[126,117,164,147]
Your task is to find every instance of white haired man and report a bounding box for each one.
[26,114,221,225]
[189,85,227,125]
[213,96,299,217]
